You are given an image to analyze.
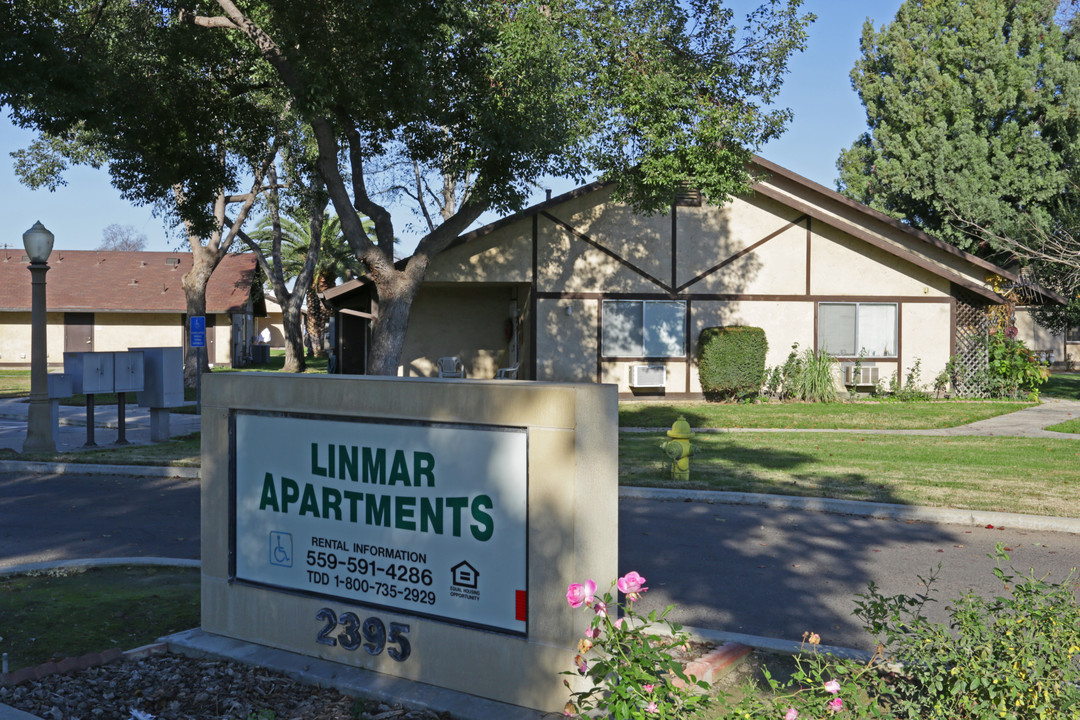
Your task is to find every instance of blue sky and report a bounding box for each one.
[0,0,904,255]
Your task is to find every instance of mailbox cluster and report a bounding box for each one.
[45,347,186,447]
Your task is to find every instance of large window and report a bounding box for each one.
[1067,325,1080,343]
[602,300,686,357]
[818,302,897,357]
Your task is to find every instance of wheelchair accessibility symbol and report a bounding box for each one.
[269,531,293,567]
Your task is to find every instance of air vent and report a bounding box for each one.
[674,185,702,207]
[842,364,879,386]
[630,364,666,388]
[166,257,181,266]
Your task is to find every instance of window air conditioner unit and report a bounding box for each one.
[842,364,879,386]
[630,364,666,389]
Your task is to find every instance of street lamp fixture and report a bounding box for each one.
[22,220,56,454]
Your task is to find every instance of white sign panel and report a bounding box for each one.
[233,412,528,634]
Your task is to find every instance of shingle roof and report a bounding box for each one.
[0,250,257,313]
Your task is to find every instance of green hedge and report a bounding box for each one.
[697,326,768,400]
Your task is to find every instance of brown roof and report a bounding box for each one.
[0,250,257,313]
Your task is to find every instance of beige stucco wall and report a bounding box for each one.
[537,298,598,383]
[688,300,815,393]
[199,373,617,713]
[810,223,951,298]
[94,312,182,352]
[1015,308,1069,358]
[536,217,663,294]
[899,303,952,387]
[424,221,533,284]
[399,284,521,379]
[0,312,69,365]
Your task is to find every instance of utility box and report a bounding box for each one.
[64,352,115,395]
[113,351,146,393]
[131,347,185,408]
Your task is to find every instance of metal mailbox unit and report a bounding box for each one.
[130,347,185,441]
[62,351,146,446]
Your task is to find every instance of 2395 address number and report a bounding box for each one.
[315,607,410,662]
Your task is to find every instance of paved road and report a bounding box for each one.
[3,466,1079,651]
[620,496,1080,650]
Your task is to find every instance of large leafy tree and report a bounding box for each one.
[1,0,287,385]
[836,0,1080,257]
[2,0,813,375]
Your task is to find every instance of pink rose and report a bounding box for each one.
[645,701,658,714]
[784,709,798,720]
[585,626,600,639]
[575,654,588,675]
[643,684,655,693]
[617,571,648,600]
[566,580,596,608]
[828,697,843,713]
[613,617,626,630]
[593,600,608,616]
[824,679,841,694]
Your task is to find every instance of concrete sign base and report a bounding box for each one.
[200,374,617,712]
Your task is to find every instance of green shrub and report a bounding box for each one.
[697,326,768,401]
[985,331,1049,399]
[793,345,838,403]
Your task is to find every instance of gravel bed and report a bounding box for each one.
[0,654,455,720]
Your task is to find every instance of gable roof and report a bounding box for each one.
[322,157,1066,307]
[0,250,257,313]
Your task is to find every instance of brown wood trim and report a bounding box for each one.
[675,215,808,293]
[600,356,689,363]
[949,297,957,359]
[805,217,812,295]
[897,301,904,388]
[530,214,538,381]
[541,211,673,293]
[671,205,678,291]
[832,355,900,362]
[751,183,1008,305]
[537,291,954,303]
[751,155,1023,282]
[596,297,603,382]
[685,298,692,393]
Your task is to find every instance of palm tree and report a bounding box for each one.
[252,211,367,359]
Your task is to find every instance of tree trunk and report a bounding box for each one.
[306,279,328,358]
[281,298,306,373]
[367,271,424,376]
[181,255,217,389]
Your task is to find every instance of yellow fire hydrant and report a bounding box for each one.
[660,416,695,482]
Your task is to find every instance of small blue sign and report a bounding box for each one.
[189,315,206,348]
[269,531,293,567]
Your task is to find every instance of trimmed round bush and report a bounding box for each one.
[697,326,768,401]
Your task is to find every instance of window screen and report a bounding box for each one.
[818,302,897,357]
[602,300,686,357]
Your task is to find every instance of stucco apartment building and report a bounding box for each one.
[323,156,1066,394]
[0,250,260,368]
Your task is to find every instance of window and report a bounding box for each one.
[1067,325,1080,343]
[602,300,686,357]
[818,302,897,357]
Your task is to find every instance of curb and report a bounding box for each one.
[0,557,200,578]
[619,487,1080,535]
[0,460,199,479]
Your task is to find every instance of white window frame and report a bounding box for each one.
[817,302,898,358]
[601,299,687,358]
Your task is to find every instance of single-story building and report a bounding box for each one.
[322,156,1065,395]
[0,250,261,368]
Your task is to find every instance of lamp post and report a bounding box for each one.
[22,221,56,454]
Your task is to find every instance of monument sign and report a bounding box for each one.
[200,373,616,712]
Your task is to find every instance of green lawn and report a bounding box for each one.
[619,400,1033,430]
[622,432,1080,517]
[0,369,30,398]
[1043,372,1080,400]
[0,565,200,670]
[1047,418,1080,435]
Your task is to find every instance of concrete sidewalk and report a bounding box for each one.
[0,397,200,453]
[625,396,1080,439]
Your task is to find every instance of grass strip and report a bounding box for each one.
[0,565,200,670]
[1043,372,1080,400]
[621,431,1080,517]
[1047,418,1080,435]
[3,432,201,467]
[619,401,1033,430]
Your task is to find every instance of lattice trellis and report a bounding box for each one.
[953,296,990,398]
